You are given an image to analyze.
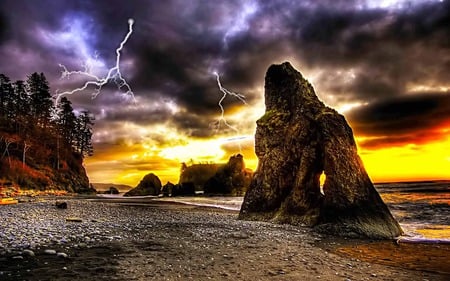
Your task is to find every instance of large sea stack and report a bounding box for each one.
[239,62,402,239]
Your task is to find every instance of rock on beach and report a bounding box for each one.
[239,62,403,239]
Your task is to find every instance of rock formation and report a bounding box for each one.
[179,163,219,191]
[239,62,402,239]
[162,182,175,197]
[102,186,120,195]
[124,173,161,196]
[171,182,196,196]
[204,154,253,196]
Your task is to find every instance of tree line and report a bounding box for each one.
[0,72,94,170]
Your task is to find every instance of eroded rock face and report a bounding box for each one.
[239,62,402,239]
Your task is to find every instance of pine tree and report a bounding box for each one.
[75,110,95,157]
[14,80,30,118]
[13,80,31,134]
[27,72,53,128]
[56,97,77,147]
[0,74,12,120]
[0,71,95,191]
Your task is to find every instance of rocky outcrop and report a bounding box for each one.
[179,163,220,191]
[1,124,92,193]
[204,154,252,196]
[162,182,175,197]
[102,186,120,195]
[239,62,402,239]
[124,173,161,196]
[172,182,195,197]
[64,153,93,193]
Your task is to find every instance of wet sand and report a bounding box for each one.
[319,238,450,276]
[0,198,448,280]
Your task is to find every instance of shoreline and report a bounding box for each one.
[95,194,450,244]
[0,197,448,280]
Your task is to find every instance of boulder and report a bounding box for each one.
[124,173,161,196]
[239,62,403,239]
[55,201,67,209]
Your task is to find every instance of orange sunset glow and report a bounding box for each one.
[85,137,450,186]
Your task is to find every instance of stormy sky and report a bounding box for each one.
[0,0,449,184]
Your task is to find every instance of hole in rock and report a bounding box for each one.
[319,172,326,195]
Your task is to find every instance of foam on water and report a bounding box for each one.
[155,197,243,211]
[378,181,450,243]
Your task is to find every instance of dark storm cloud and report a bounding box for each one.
[124,1,261,114]
[283,0,450,102]
[346,93,450,148]
[170,112,216,138]
[0,9,9,44]
[101,105,171,126]
[0,0,449,140]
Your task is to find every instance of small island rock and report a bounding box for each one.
[204,154,252,196]
[124,173,162,196]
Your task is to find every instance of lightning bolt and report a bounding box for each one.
[209,2,258,152]
[55,18,135,104]
[212,71,247,151]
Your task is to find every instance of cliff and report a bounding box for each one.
[0,72,94,194]
[0,131,92,193]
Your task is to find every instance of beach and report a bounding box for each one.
[0,197,448,281]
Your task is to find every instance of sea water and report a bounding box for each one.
[376,181,450,243]
[161,181,450,243]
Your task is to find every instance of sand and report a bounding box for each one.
[0,199,448,280]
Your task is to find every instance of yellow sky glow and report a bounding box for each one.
[359,134,450,183]
[86,130,450,186]
[85,85,450,187]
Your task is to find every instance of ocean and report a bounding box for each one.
[154,181,450,243]
[376,181,450,243]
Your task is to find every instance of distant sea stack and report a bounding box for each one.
[239,62,403,239]
[124,173,161,196]
[204,154,253,196]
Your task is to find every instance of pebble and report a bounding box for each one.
[0,200,134,254]
[230,231,250,239]
[22,249,35,257]
[12,255,23,259]
[57,252,68,258]
[0,197,316,278]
